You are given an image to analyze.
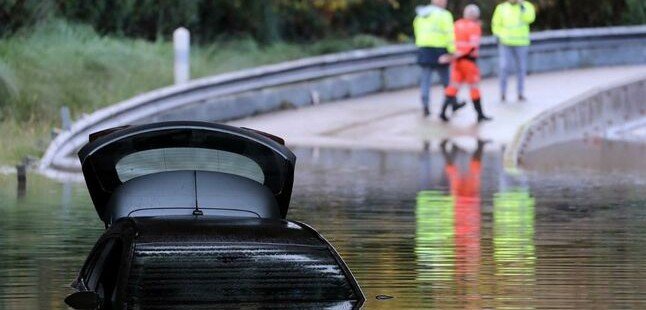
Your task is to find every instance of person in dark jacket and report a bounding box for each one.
[413,0,456,118]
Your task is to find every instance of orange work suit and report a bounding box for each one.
[451,18,482,85]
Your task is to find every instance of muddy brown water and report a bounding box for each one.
[0,139,645,309]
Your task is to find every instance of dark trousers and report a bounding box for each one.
[420,64,450,109]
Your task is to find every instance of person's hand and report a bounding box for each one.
[438,54,453,64]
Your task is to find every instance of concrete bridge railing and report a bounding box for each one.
[510,74,646,167]
[40,26,646,177]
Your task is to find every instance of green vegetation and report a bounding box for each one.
[0,20,385,122]
[2,1,644,42]
[0,20,386,163]
[0,119,50,164]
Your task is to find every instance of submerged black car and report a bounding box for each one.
[65,121,364,310]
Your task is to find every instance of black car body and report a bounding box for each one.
[66,122,364,309]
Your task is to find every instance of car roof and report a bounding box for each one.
[78,121,296,224]
[121,217,324,246]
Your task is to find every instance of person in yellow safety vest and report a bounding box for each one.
[492,0,536,102]
[413,0,457,118]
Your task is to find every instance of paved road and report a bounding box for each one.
[230,65,646,152]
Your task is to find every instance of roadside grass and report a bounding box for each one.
[0,20,387,165]
[0,119,52,165]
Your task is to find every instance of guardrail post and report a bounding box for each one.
[60,106,71,131]
[16,159,26,198]
[174,27,190,85]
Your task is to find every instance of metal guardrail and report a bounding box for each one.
[39,26,646,177]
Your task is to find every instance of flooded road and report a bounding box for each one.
[1,138,645,309]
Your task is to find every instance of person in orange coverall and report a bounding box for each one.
[440,4,493,123]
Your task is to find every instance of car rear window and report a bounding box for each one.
[126,243,360,309]
[115,148,264,183]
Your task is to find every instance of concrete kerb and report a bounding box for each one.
[504,73,646,171]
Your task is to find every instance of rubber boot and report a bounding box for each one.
[452,100,467,113]
[473,99,492,123]
[421,95,431,117]
[440,96,456,122]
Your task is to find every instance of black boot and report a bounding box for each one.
[423,106,430,117]
[440,96,456,122]
[473,99,492,123]
[452,101,467,113]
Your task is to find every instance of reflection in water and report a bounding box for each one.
[291,139,645,309]
[493,189,536,307]
[522,139,646,177]
[0,174,103,310]
[446,141,484,309]
[416,140,487,308]
[1,138,645,309]
[416,190,454,283]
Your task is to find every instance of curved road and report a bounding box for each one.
[229,65,646,152]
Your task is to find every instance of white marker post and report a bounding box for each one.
[173,27,190,84]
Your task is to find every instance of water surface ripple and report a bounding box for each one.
[0,139,645,309]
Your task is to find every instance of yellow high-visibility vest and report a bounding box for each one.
[413,7,456,53]
[492,1,536,46]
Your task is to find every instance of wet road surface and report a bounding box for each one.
[229,66,646,152]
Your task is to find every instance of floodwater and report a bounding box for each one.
[1,138,645,309]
